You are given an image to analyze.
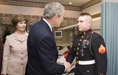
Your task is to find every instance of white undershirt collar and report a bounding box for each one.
[43,18,52,31]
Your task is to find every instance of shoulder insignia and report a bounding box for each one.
[98,44,106,54]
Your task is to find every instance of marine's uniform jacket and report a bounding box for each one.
[67,29,107,75]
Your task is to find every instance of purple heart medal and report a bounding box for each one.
[80,49,84,56]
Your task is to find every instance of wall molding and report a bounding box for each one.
[82,0,101,10]
[0,0,101,11]
[92,13,101,18]
[0,0,82,11]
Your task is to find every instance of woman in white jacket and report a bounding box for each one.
[1,15,28,75]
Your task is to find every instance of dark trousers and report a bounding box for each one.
[74,64,95,75]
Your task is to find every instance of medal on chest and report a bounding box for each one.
[76,31,93,57]
[78,36,90,57]
[80,49,84,56]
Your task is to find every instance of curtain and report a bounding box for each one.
[101,1,118,75]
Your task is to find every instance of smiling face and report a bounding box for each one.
[16,20,27,32]
[77,15,92,32]
[12,15,27,32]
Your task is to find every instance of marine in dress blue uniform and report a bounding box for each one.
[66,13,107,75]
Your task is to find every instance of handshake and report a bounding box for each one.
[57,56,71,72]
[64,62,71,72]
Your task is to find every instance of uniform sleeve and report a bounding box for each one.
[37,36,65,75]
[92,35,107,75]
[1,36,11,74]
[66,42,76,64]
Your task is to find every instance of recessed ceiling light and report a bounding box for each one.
[69,2,72,5]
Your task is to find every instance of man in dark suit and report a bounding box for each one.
[26,2,71,75]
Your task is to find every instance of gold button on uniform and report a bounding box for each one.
[78,43,80,45]
[81,36,84,38]
[80,39,82,41]
[76,57,78,59]
[84,32,86,34]
[76,61,79,64]
[87,70,89,72]
[76,52,78,55]
[84,46,86,48]
[77,48,79,50]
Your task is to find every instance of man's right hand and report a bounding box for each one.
[64,62,71,72]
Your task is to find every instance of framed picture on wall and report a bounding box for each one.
[54,31,62,38]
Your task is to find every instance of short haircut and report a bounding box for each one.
[43,2,64,19]
[79,13,92,17]
[79,13,92,22]
[12,15,28,27]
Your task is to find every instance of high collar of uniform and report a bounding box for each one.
[82,29,92,35]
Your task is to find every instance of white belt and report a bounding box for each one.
[76,60,95,65]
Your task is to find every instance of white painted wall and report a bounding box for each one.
[92,18,101,34]
[64,10,81,18]
[82,2,101,15]
[0,4,81,18]
[82,3,101,34]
